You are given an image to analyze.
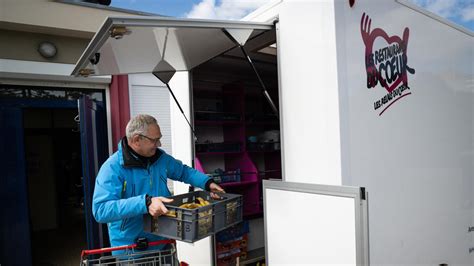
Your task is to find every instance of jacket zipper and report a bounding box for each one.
[148,162,153,188]
[120,183,135,232]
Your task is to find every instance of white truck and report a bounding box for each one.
[73,0,473,264]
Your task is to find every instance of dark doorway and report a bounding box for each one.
[24,108,86,265]
[0,85,108,265]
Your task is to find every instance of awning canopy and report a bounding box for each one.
[71,16,274,78]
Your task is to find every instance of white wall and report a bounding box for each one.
[128,73,172,154]
[276,0,342,185]
[335,0,473,264]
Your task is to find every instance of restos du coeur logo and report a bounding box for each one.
[360,13,415,115]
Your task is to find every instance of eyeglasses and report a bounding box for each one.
[139,134,161,144]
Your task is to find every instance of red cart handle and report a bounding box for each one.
[81,239,176,258]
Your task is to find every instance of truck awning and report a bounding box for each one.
[71,16,274,77]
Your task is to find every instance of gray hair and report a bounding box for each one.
[126,114,158,140]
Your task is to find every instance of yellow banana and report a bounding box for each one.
[197,197,206,206]
[179,202,201,209]
[187,203,201,209]
[197,197,210,206]
[177,198,211,210]
[165,210,176,217]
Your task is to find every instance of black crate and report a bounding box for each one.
[147,191,243,243]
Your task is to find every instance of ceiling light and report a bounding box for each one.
[38,41,57,58]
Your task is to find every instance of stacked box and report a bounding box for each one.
[216,234,248,254]
[217,245,247,266]
[216,221,250,265]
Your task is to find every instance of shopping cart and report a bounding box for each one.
[80,239,188,266]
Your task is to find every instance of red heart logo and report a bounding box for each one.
[361,13,415,93]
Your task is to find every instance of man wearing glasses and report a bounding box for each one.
[92,114,224,255]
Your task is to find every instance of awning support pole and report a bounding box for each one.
[223,28,278,117]
[153,72,197,141]
[238,45,279,118]
[165,82,197,141]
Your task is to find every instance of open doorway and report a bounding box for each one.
[0,84,108,265]
[24,108,86,265]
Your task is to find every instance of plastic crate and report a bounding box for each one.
[209,169,241,184]
[148,191,243,243]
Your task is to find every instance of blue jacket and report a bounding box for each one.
[92,138,210,253]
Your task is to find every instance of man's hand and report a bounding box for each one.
[148,196,173,217]
[209,182,225,199]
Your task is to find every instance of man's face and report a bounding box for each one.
[133,124,162,157]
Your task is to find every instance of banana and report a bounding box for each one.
[179,202,201,209]
[165,210,176,217]
[188,203,201,209]
[177,198,211,210]
[197,197,210,206]
[179,203,191,208]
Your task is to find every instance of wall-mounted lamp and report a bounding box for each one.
[38,41,57,58]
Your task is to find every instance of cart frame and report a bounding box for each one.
[80,239,188,266]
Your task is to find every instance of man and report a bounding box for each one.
[92,114,224,254]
